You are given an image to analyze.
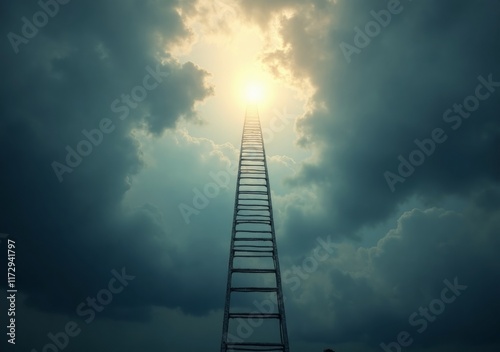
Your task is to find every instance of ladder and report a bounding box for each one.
[220,105,290,352]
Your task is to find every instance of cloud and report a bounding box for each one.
[0,0,214,321]
[247,0,500,242]
[285,203,500,350]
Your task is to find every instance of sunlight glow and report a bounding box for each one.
[245,82,265,103]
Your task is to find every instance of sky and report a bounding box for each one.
[1,0,500,351]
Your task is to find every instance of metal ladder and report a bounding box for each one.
[220,105,290,352]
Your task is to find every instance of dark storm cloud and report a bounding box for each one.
[245,0,500,244]
[0,0,217,324]
[285,202,500,350]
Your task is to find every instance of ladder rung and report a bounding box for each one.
[235,230,272,233]
[236,222,271,226]
[228,313,280,319]
[234,238,273,242]
[238,183,269,186]
[237,207,270,211]
[227,347,284,352]
[235,236,272,240]
[231,287,278,292]
[236,204,271,211]
[226,342,284,348]
[238,197,269,201]
[227,347,284,350]
[237,214,270,217]
[233,250,273,253]
[237,216,271,220]
[234,244,273,248]
[231,268,276,273]
[238,189,268,192]
[234,238,273,241]
[237,197,271,202]
[236,221,271,225]
[237,219,271,223]
[239,191,268,195]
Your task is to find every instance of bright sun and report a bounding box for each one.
[244,82,265,103]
